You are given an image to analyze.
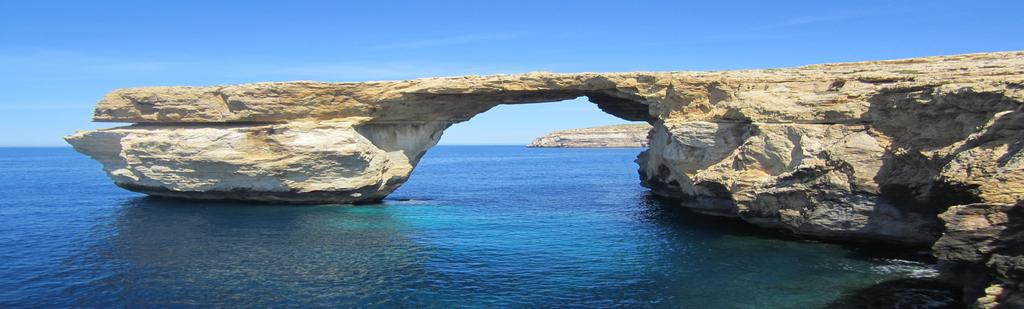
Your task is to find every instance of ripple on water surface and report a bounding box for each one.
[0,146,947,308]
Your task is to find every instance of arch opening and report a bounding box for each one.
[437,96,651,146]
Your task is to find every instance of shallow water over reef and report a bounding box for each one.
[0,146,950,307]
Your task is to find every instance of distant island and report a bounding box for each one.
[527,123,651,148]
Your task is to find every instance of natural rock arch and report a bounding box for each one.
[66,52,1024,307]
[68,52,1023,246]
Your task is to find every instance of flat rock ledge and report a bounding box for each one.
[527,123,652,148]
[68,51,1024,307]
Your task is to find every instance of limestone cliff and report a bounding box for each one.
[527,124,651,148]
[67,51,1024,307]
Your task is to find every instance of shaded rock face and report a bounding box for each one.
[633,57,1023,246]
[68,51,1023,305]
[933,202,1024,308]
[527,123,652,148]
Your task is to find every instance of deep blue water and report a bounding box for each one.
[0,146,939,308]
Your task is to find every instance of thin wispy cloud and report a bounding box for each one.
[0,49,187,77]
[753,10,871,30]
[368,32,524,50]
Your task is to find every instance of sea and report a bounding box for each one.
[0,146,957,308]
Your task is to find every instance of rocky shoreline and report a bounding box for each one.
[527,123,651,148]
[67,51,1023,307]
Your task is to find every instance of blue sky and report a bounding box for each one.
[1,1,1022,146]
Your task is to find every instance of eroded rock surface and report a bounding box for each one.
[68,51,1023,225]
[67,121,447,203]
[68,51,1023,306]
[933,202,1024,308]
[528,123,651,148]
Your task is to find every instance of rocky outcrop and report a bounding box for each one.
[933,202,1024,308]
[527,124,651,148]
[66,121,446,203]
[68,51,1023,306]
[67,51,1023,227]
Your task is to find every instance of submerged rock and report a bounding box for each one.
[527,123,652,148]
[68,51,1024,307]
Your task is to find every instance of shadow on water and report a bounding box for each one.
[826,278,964,309]
[7,146,965,307]
[637,193,935,261]
[83,188,957,307]
[636,194,963,308]
[86,196,442,307]
[635,193,787,238]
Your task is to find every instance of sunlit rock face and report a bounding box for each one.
[637,91,1022,244]
[632,54,1023,246]
[67,121,447,204]
[66,51,1024,307]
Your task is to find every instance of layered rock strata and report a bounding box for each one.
[527,123,652,148]
[68,51,1023,307]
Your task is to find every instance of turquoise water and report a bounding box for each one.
[0,146,940,308]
